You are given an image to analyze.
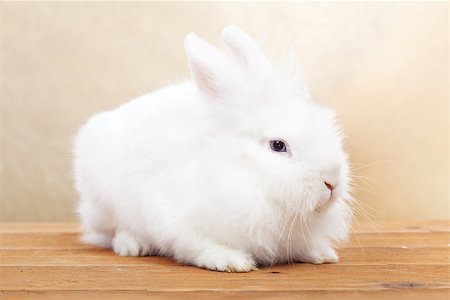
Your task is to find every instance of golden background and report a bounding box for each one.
[1,2,448,221]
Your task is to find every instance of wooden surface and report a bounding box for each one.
[0,221,449,299]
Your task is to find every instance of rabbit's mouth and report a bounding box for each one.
[315,193,335,213]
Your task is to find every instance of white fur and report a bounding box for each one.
[73,25,352,272]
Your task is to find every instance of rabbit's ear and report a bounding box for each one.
[222,25,270,71]
[184,33,229,99]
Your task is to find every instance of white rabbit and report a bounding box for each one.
[73,25,352,272]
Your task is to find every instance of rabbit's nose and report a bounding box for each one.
[324,181,334,191]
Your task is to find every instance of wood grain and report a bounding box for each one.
[0,221,449,299]
[1,247,448,266]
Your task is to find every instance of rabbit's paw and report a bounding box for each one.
[112,231,143,257]
[303,244,339,265]
[195,246,257,272]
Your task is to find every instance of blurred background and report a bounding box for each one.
[1,2,448,222]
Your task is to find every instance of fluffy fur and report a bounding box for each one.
[73,25,352,272]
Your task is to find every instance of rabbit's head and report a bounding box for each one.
[184,25,350,217]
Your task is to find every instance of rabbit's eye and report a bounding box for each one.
[270,140,287,152]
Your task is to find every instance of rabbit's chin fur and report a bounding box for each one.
[73,26,352,272]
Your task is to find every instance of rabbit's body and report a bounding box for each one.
[74,26,352,272]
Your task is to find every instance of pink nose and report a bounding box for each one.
[324,181,334,191]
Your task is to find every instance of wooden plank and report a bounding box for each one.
[351,220,450,233]
[0,220,448,233]
[1,247,448,267]
[347,231,449,247]
[1,289,449,300]
[0,231,448,250]
[0,233,88,250]
[0,265,447,292]
[0,221,448,299]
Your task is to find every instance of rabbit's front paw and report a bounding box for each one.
[303,244,339,265]
[112,231,145,257]
[195,246,257,272]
